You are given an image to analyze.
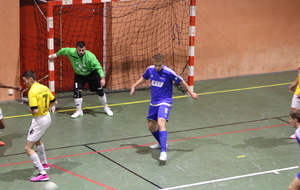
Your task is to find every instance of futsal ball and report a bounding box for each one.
[44,182,58,190]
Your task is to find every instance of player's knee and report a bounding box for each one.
[96,89,104,96]
[24,145,30,154]
[73,89,82,98]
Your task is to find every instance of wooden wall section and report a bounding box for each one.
[195,0,300,80]
[1,0,300,101]
[0,1,20,101]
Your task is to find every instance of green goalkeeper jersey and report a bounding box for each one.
[56,47,105,77]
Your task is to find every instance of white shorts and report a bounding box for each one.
[27,113,51,142]
[291,94,300,109]
[0,108,3,120]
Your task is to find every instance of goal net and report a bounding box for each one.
[23,0,191,98]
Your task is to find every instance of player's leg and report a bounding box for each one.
[156,105,171,161]
[36,140,49,169]
[290,95,300,139]
[147,105,161,148]
[0,108,6,146]
[26,115,50,182]
[71,74,84,118]
[88,70,113,116]
[157,117,168,161]
[288,172,300,190]
[97,88,113,116]
[25,139,49,182]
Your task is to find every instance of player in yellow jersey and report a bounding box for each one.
[289,58,300,139]
[22,70,57,182]
[0,82,21,146]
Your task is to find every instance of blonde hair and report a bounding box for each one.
[290,109,300,122]
[152,53,164,63]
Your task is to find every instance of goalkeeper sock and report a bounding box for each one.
[151,130,160,144]
[98,93,108,108]
[159,131,168,152]
[74,98,83,110]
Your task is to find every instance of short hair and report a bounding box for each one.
[152,53,164,63]
[22,70,36,80]
[290,109,300,122]
[76,41,86,48]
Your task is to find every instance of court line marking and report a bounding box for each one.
[3,82,291,119]
[49,163,116,190]
[160,166,299,190]
[0,123,289,164]
[0,123,290,189]
[0,82,292,188]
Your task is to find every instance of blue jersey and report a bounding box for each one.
[142,65,183,105]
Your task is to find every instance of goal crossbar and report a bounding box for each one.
[45,0,196,95]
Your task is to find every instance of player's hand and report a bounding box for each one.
[100,78,106,87]
[130,87,135,96]
[289,83,297,93]
[48,54,57,60]
[49,106,56,112]
[15,86,22,91]
[190,92,198,100]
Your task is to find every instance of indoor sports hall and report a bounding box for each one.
[1,0,300,189]
[0,70,299,189]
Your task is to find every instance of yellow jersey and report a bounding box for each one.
[295,58,300,95]
[28,83,55,116]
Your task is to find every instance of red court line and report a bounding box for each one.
[0,123,289,189]
[168,123,290,143]
[0,123,289,168]
[49,163,116,190]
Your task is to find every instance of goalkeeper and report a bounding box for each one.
[48,41,113,118]
[130,53,198,161]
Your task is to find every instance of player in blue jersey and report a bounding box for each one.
[130,53,198,161]
[288,109,300,190]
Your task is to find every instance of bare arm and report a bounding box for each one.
[0,82,21,91]
[180,80,198,99]
[130,77,147,95]
[49,100,58,108]
[29,101,58,114]
[290,77,298,93]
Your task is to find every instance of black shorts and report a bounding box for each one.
[74,70,101,91]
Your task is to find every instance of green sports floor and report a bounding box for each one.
[0,70,299,190]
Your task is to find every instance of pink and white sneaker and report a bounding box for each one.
[42,163,50,170]
[290,134,296,139]
[30,173,49,182]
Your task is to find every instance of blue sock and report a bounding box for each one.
[159,131,168,152]
[151,130,160,144]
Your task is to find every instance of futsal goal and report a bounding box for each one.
[26,0,195,98]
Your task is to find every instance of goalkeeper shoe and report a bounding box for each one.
[71,110,83,118]
[104,106,113,116]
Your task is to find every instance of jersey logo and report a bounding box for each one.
[151,80,164,87]
[29,128,35,135]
